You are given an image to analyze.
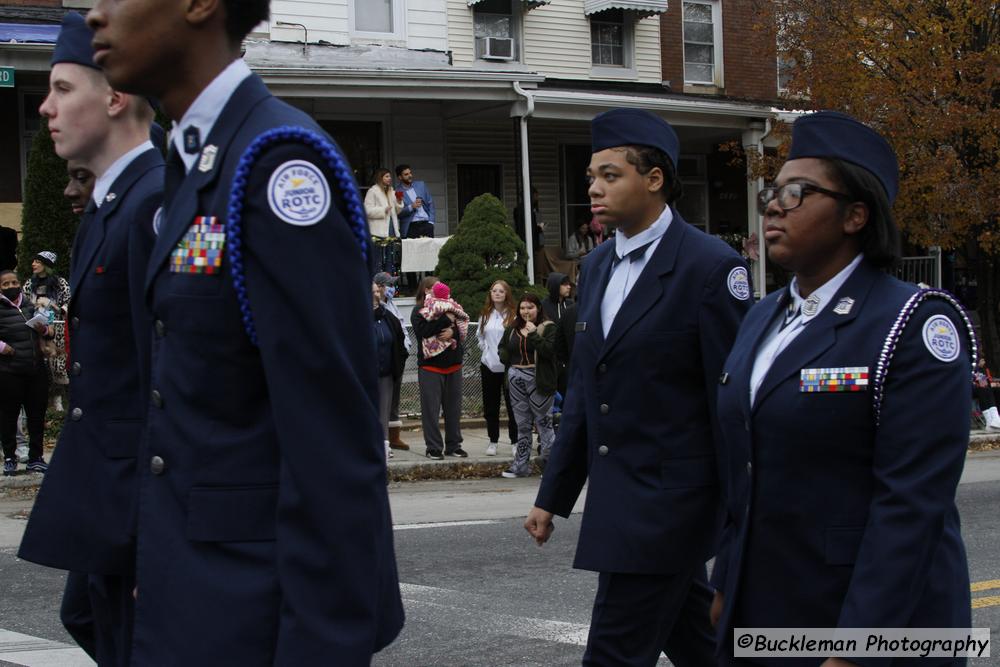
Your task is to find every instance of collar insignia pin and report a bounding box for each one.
[198,145,218,173]
[104,193,116,203]
[802,294,821,317]
[833,297,855,315]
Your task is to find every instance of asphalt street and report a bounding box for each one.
[0,453,998,666]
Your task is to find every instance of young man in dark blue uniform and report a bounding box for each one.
[85,0,404,663]
[523,108,752,666]
[17,12,161,665]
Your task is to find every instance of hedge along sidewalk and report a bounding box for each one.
[5,427,1000,492]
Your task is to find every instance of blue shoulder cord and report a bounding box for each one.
[871,288,978,427]
[226,126,370,346]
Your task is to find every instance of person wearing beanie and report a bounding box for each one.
[16,11,163,666]
[711,111,974,663]
[23,251,71,404]
[374,271,412,450]
[523,108,752,666]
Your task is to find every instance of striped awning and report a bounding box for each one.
[467,0,552,8]
[583,0,668,18]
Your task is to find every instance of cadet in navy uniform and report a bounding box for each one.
[710,112,974,667]
[17,12,161,665]
[523,108,752,666]
[86,0,403,663]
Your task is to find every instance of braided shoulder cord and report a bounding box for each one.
[227,126,370,346]
[871,288,977,427]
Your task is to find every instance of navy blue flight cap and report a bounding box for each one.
[787,111,899,204]
[51,12,99,71]
[591,108,680,169]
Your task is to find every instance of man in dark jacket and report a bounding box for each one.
[542,272,573,324]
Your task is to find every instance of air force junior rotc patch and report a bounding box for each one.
[922,315,961,362]
[727,266,750,301]
[267,160,331,226]
[170,216,225,274]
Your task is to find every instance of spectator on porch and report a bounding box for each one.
[395,164,435,239]
[565,220,596,261]
[365,168,402,239]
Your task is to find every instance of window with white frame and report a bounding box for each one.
[683,0,723,86]
[474,0,519,61]
[590,9,626,67]
[351,0,404,37]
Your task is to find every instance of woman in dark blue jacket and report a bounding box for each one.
[711,112,974,667]
[373,281,407,460]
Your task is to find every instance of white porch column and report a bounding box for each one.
[743,122,766,297]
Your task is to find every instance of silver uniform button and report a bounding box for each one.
[598,445,609,456]
[150,456,165,475]
[599,403,610,415]
[70,407,83,421]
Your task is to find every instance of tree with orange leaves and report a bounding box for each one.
[749,0,1000,361]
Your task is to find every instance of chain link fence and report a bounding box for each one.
[397,322,485,419]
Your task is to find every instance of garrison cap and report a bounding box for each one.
[51,12,99,70]
[787,111,899,204]
[591,108,680,169]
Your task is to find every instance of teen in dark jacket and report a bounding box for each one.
[374,283,407,459]
[541,272,573,324]
[0,269,53,475]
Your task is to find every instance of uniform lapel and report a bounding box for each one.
[734,291,788,422]
[751,261,877,412]
[598,214,685,360]
[69,148,164,294]
[145,75,272,295]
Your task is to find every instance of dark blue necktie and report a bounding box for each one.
[612,240,654,267]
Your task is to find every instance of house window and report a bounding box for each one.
[474,0,518,61]
[351,0,404,38]
[777,54,795,92]
[590,9,625,66]
[683,0,722,86]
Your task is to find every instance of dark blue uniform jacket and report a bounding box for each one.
[534,214,751,574]
[19,147,161,576]
[129,74,403,665]
[713,261,972,667]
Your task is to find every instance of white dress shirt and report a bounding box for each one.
[749,253,864,405]
[172,58,253,173]
[477,309,507,373]
[92,140,154,208]
[600,205,673,338]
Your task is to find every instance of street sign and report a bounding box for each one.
[0,67,13,88]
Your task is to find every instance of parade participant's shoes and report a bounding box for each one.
[446,448,469,458]
[26,458,47,474]
[425,450,444,461]
[3,458,15,476]
[485,442,498,456]
[501,465,530,479]
[388,426,409,451]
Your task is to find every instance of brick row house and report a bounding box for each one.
[0,0,784,291]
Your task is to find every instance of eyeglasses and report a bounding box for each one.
[757,182,852,215]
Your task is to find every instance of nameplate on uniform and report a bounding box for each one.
[170,216,225,275]
[575,321,587,332]
[800,366,869,393]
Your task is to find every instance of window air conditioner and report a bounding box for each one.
[478,37,514,61]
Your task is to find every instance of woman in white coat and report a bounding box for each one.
[365,168,402,238]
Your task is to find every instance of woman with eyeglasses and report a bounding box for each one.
[710,112,974,666]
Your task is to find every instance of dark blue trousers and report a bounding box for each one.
[61,571,134,666]
[583,564,716,667]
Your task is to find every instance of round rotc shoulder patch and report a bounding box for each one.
[727,266,750,301]
[267,159,331,226]
[922,314,961,362]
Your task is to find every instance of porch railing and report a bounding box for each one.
[896,247,942,288]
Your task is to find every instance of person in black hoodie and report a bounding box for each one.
[541,272,573,325]
[373,281,408,460]
[0,270,53,476]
